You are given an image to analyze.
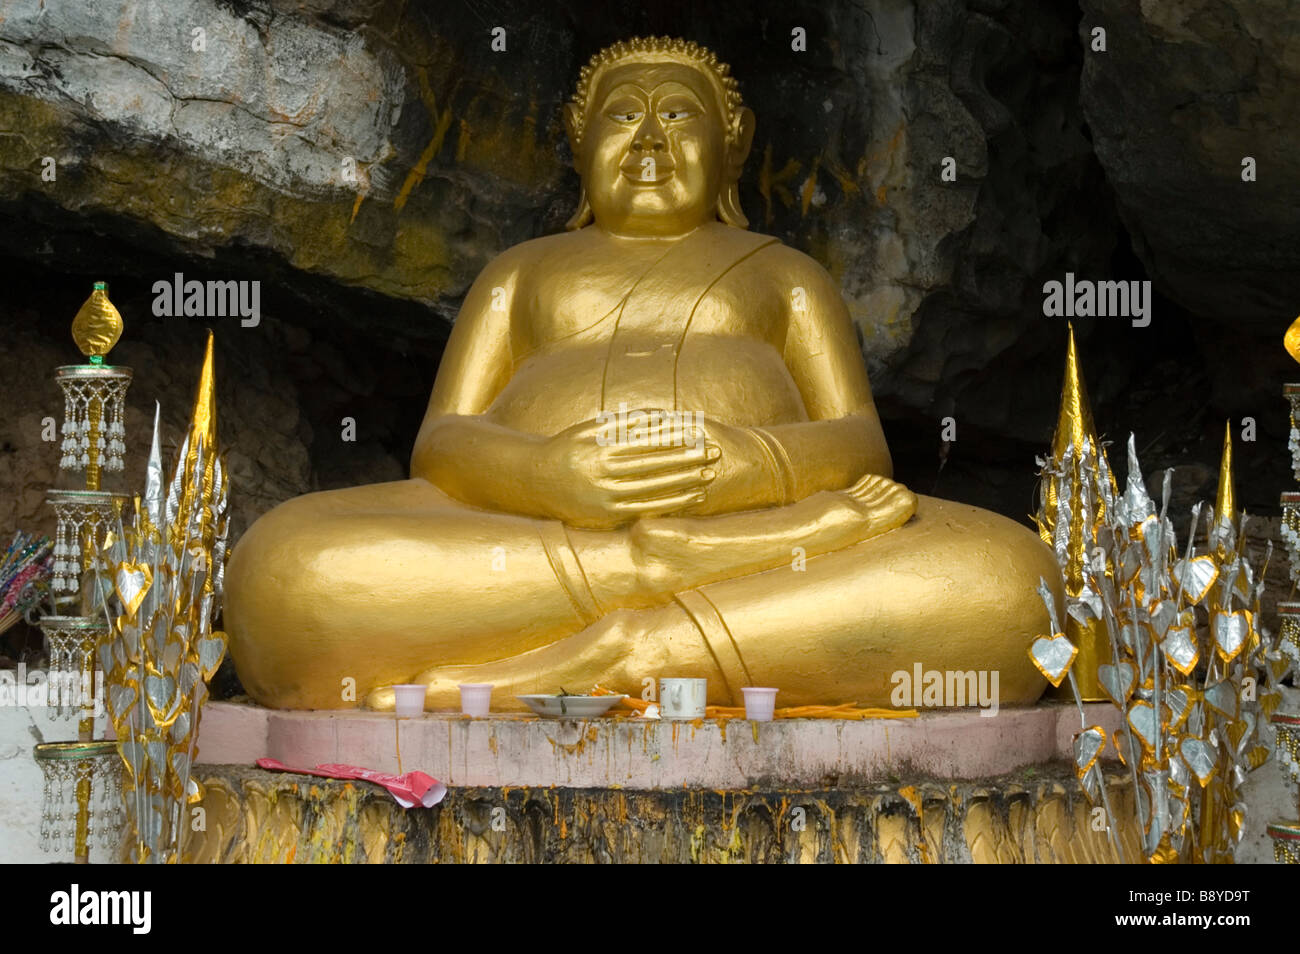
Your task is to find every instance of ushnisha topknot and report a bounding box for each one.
[569,36,744,148]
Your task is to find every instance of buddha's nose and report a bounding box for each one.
[632,115,667,152]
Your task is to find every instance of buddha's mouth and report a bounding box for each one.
[620,160,675,185]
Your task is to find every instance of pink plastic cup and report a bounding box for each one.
[458,683,494,717]
[391,684,427,717]
[742,687,778,722]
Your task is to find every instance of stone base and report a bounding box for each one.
[194,700,1123,788]
[187,764,1141,863]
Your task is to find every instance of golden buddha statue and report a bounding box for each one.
[225,37,1064,711]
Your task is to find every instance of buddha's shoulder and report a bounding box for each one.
[469,229,601,284]
[728,230,841,300]
[745,235,833,276]
[471,232,565,277]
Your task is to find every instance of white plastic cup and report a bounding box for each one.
[459,683,493,717]
[742,687,778,722]
[392,684,427,717]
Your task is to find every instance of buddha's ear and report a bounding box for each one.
[566,189,594,230]
[717,107,755,229]
[727,107,756,174]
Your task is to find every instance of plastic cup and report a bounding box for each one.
[742,687,778,722]
[459,683,494,717]
[392,684,428,717]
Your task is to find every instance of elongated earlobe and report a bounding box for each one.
[716,181,748,229]
[566,188,594,230]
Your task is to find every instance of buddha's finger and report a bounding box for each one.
[610,488,707,516]
[601,443,719,474]
[602,425,711,457]
[562,416,640,444]
[603,467,714,501]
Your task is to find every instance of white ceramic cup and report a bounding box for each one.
[742,687,778,722]
[458,683,493,717]
[391,684,427,717]
[659,677,707,719]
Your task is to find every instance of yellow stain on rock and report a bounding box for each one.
[456,118,472,162]
[394,108,454,214]
[821,156,860,197]
[863,121,906,206]
[758,141,803,225]
[800,159,819,215]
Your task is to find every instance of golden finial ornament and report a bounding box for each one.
[70,281,123,362]
[1285,314,1300,365]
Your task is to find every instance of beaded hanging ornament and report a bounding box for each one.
[56,368,131,474]
[46,490,126,595]
[38,616,109,719]
[35,743,125,857]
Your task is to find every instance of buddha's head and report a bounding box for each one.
[564,37,755,236]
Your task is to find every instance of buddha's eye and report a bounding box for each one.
[609,109,643,123]
[659,108,694,121]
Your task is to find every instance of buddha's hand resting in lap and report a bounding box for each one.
[679,416,788,514]
[534,415,722,530]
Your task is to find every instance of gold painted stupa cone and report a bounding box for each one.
[1040,324,1113,701]
[70,281,123,360]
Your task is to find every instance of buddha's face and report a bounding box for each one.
[570,61,735,237]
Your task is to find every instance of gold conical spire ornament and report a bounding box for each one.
[188,330,218,451]
[176,331,219,541]
[1036,323,1116,701]
[70,281,123,362]
[1050,322,1101,461]
[1209,420,1240,562]
[1214,420,1236,523]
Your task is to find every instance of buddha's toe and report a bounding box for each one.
[842,473,917,535]
[365,685,396,711]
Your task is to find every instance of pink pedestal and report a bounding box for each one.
[196,701,1121,790]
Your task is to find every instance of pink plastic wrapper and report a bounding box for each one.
[256,757,447,808]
